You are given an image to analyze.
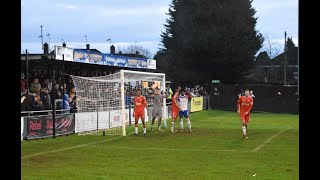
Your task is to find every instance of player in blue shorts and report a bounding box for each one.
[178,90,192,133]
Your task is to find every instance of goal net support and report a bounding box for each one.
[69,70,167,136]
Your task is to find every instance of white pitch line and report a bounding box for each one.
[252,128,290,152]
[21,134,132,159]
[88,146,236,152]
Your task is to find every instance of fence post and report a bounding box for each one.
[52,70,56,138]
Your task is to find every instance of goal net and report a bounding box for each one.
[69,70,167,136]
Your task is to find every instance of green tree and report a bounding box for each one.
[159,0,264,83]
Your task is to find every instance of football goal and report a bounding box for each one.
[69,70,167,136]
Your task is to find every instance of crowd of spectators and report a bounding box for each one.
[21,73,77,112]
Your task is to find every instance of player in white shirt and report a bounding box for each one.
[178,89,192,132]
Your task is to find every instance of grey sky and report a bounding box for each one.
[21,0,298,56]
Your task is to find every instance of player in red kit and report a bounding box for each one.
[133,89,148,136]
[237,89,253,139]
[171,90,180,133]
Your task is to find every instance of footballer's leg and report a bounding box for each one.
[134,116,139,135]
[171,111,177,133]
[240,114,247,138]
[151,110,156,131]
[141,113,146,136]
[158,110,163,131]
[179,111,184,132]
[244,115,250,138]
[185,111,192,132]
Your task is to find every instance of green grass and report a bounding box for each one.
[22,110,299,180]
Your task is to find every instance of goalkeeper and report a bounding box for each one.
[150,88,168,131]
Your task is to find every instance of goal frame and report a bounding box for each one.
[120,70,166,136]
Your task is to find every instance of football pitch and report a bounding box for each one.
[22,110,299,179]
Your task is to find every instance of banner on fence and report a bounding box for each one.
[104,54,127,67]
[98,111,109,130]
[75,112,97,133]
[74,49,103,64]
[27,114,74,139]
[103,54,148,69]
[190,97,203,112]
[55,114,75,136]
[110,110,122,128]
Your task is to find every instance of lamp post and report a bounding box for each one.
[83,35,87,45]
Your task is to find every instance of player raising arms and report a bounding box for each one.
[237,89,253,139]
[171,89,180,133]
[150,88,168,131]
[178,89,192,133]
[133,89,148,136]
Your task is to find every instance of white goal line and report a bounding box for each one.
[86,145,236,152]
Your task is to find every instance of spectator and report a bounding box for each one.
[213,87,220,96]
[166,85,173,103]
[276,91,283,113]
[42,79,52,92]
[51,84,62,100]
[63,93,71,110]
[66,78,74,92]
[125,94,132,108]
[56,76,63,88]
[68,86,79,112]
[190,88,196,97]
[31,95,43,111]
[250,90,255,98]
[60,83,67,93]
[277,91,282,99]
[40,88,51,110]
[29,77,41,96]
[185,89,192,100]
[177,86,181,92]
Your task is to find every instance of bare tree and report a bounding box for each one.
[120,44,153,58]
[252,35,284,84]
[264,35,281,59]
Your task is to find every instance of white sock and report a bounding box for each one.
[180,119,184,129]
[171,122,175,131]
[242,126,246,135]
[186,118,191,130]
[135,127,138,134]
[143,128,146,134]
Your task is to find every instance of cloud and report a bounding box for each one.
[100,6,168,17]
[56,3,78,10]
[252,0,298,16]
[269,38,298,46]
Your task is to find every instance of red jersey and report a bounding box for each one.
[172,94,179,111]
[21,79,25,92]
[237,96,253,114]
[133,96,147,113]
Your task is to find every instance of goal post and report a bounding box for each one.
[162,73,167,128]
[70,69,167,136]
[120,70,126,136]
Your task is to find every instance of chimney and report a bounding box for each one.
[63,42,66,47]
[44,43,49,54]
[110,45,115,54]
[86,44,90,50]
